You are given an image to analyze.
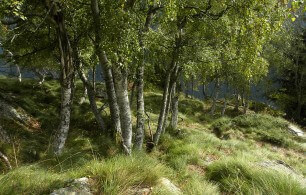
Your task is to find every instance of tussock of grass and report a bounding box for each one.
[0,165,68,195]
[76,153,173,194]
[0,153,172,195]
[181,175,220,195]
[206,158,306,195]
[159,133,202,171]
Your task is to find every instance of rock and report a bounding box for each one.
[157,177,182,195]
[0,98,40,130]
[127,186,152,195]
[258,160,306,187]
[50,177,93,195]
[288,124,304,137]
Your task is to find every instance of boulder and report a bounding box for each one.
[0,98,40,130]
[127,186,152,195]
[288,124,304,137]
[50,177,92,195]
[156,177,182,195]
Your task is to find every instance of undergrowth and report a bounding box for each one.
[0,78,305,195]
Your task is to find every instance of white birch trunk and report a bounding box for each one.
[113,67,133,155]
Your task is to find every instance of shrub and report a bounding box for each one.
[211,117,232,138]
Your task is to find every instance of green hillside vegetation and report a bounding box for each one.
[0,78,305,194]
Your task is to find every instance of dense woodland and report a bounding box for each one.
[0,0,305,194]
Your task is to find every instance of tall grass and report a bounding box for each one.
[206,158,306,195]
[0,153,173,195]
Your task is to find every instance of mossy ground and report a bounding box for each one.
[0,77,305,194]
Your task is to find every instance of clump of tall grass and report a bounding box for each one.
[206,158,306,195]
[0,165,68,194]
[0,153,173,195]
[73,153,173,194]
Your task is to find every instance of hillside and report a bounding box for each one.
[0,78,305,195]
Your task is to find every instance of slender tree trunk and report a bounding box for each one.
[170,81,180,129]
[54,77,73,155]
[162,65,180,133]
[0,151,12,170]
[91,0,121,135]
[113,67,133,155]
[184,81,189,98]
[102,61,122,135]
[92,65,96,93]
[153,72,171,145]
[153,17,185,146]
[35,68,46,85]
[221,97,227,116]
[47,0,74,155]
[134,65,145,150]
[134,3,158,150]
[243,93,249,114]
[202,82,207,100]
[161,83,173,134]
[130,81,136,107]
[234,90,240,112]
[191,76,194,98]
[79,83,87,104]
[16,65,21,82]
[241,91,245,110]
[74,57,106,131]
[221,82,228,116]
[210,79,219,115]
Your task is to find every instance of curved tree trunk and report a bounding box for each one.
[74,57,106,131]
[0,151,12,170]
[91,0,121,135]
[153,17,185,146]
[161,83,173,134]
[46,0,74,155]
[162,65,180,133]
[153,70,172,145]
[54,76,73,155]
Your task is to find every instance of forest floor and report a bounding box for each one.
[0,77,305,195]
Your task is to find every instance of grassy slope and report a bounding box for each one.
[0,77,305,195]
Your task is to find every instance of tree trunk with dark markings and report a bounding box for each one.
[46,0,74,155]
[113,67,133,155]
